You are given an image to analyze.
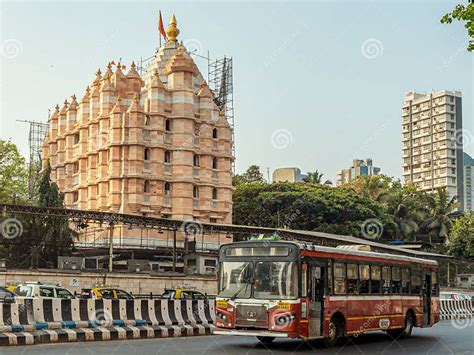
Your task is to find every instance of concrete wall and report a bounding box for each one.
[0,269,217,295]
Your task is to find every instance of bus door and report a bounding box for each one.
[308,264,325,337]
[422,271,431,326]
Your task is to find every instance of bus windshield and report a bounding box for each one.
[218,260,298,300]
[219,261,253,299]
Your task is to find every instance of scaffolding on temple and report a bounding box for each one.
[208,57,235,173]
[17,120,50,197]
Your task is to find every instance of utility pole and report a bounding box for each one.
[108,223,114,272]
[173,229,177,272]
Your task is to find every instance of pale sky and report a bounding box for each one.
[1,0,472,183]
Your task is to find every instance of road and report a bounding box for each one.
[0,321,472,354]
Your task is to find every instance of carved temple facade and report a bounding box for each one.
[41,16,234,251]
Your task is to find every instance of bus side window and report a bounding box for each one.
[359,265,370,294]
[327,263,332,294]
[431,271,438,296]
[301,263,308,298]
[401,268,411,294]
[371,265,381,294]
[382,266,391,294]
[333,263,346,295]
[392,267,401,293]
[411,271,421,295]
[347,264,358,295]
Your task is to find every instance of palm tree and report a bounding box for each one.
[344,175,391,203]
[386,186,426,241]
[303,170,332,185]
[422,188,459,244]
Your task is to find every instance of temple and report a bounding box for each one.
[41,15,234,252]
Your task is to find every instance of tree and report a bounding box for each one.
[0,140,28,204]
[303,170,332,185]
[441,1,474,51]
[448,212,474,259]
[343,175,393,202]
[385,183,428,241]
[8,161,74,268]
[233,165,265,186]
[233,181,393,239]
[422,188,458,243]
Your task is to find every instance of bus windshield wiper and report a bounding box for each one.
[230,280,252,300]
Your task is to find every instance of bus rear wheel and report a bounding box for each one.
[257,336,275,344]
[323,319,343,347]
[387,312,414,339]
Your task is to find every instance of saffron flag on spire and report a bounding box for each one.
[159,11,168,42]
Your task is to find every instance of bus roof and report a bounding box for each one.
[297,243,438,267]
[224,240,438,267]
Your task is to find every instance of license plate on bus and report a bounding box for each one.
[217,300,228,308]
[277,302,291,310]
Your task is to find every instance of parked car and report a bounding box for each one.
[161,288,207,300]
[80,287,134,300]
[0,287,16,303]
[6,285,17,293]
[13,282,75,299]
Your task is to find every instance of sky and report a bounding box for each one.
[0,0,472,183]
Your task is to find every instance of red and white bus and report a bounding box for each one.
[214,239,439,346]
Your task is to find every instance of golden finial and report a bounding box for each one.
[117,96,122,103]
[55,104,60,111]
[86,85,90,93]
[64,99,69,105]
[166,14,180,43]
[96,68,102,76]
[131,61,136,70]
[71,94,77,101]
[177,41,185,54]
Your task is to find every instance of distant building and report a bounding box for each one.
[402,90,464,210]
[272,167,307,183]
[336,159,380,186]
[464,152,474,211]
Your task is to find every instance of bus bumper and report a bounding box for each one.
[213,328,289,338]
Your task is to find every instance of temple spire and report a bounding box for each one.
[166,14,180,43]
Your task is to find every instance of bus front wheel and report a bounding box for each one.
[257,336,275,344]
[323,319,343,347]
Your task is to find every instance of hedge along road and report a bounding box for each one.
[0,320,472,354]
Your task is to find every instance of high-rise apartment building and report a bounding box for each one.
[464,152,474,211]
[336,159,380,186]
[402,90,464,210]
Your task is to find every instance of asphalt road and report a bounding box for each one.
[0,321,472,354]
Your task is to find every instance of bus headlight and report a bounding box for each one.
[217,312,228,323]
